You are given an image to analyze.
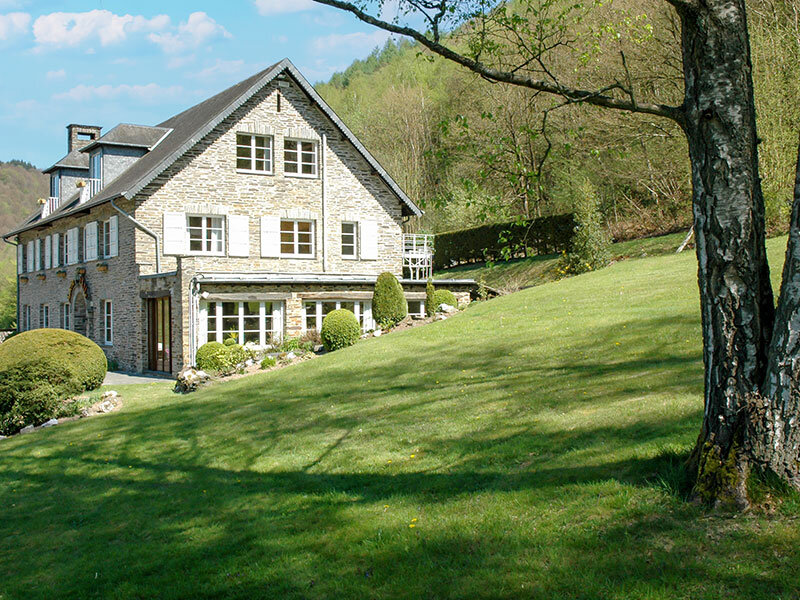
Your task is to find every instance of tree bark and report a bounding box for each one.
[677,0,775,507]
[749,141,800,490]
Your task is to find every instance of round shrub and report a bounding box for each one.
[195,341,231,373]
[227,343,250,369]
[320,309,361,351]
[260,356,276,369]
[372,271,407,327]
[433,289,458,311]
[0,329,107,393]
[0,362,72,435]
[223,337,237,347]
[426,279,436,317]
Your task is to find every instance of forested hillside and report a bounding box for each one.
[316,0,799,239]
[0,160,45,327]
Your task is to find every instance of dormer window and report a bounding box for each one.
[50,173,60,199]
[236,133,272,173]
[90,152,102,181]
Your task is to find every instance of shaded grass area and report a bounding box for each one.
[1,237,798,599]
[435,231,688,291]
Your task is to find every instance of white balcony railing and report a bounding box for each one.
[403,234,434,280]
[88,178,103,197]
[41,196,59,218]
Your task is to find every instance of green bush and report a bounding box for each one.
[433,289,458,311]
[260,356,277,369]
[433,214,575,270]
[0,361,71,435]
[320,309,361,351]
[426,279,436,317]
[223,337,237,347]
[196,342,231,373]
[372,272,407,327]
[0,329,107,393]
[227,344,250,369]
[563,180,610,274]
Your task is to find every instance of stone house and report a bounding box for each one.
[3,59,473,374]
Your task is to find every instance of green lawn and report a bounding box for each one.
[1,237,798,599]
[435,231,689,291]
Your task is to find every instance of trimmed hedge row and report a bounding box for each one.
[433,213,576,270]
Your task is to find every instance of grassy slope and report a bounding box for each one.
[435,231,688,291]
[1,237,798,599]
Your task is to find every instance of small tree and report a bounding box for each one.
[564,181,610,275]
[372,272,407,328]
[425,278,436,317]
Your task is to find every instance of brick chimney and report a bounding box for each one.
[66,124,102,153]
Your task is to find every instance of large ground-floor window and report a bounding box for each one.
[201,300,283,346]
[303,299,373,332]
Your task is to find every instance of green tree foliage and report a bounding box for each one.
[320,309,361,351]
[564,181,611,275]
[0,278,16,329]
[426,279,436,317]
[372,272,407,327]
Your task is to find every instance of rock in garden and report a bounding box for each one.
[41,418,59,428]
[286,351,296,360]
[20,425,35,434]
[0,435,6,440]
[439,303,457,314]
[97,401,115,413]
[373,329,382,337]
[101,390,118,401]
[174,366,210,394]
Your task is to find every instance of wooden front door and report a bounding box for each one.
[147,297,171,373]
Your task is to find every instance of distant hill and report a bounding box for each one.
[0,160,46,326]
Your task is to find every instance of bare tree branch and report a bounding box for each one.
[311,0,685,124]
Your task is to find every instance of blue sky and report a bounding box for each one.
[0,0,396,167]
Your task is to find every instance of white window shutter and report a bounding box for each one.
[228,215,250,257]
[45,235,51,269]
[67,228,78,265]
[35,238,41,271]
[109,216,118,257]
[52,234,60,267]
[163,212,187,255]
[85,222,98,262]
[260,216,281,257]
[360,220,378,260]
[17,244,23,274]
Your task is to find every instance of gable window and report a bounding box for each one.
[280,219,314,256]
[39,304,49,328]
[236,133,273,173]
[303,300,373,332]
[62,303,71,330]
[341,222,357,258]
[102,300,113,345]
[284,139,317,177]
[187,216,225,255]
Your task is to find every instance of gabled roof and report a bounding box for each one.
[80,124,172,152]
[5,58,421,239]
[42,148,89,174]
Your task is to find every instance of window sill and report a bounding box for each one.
[279,254,316,260]
[187,252,227,257]
[284,172,319,180]
[236,169,274,176]
[342,255,358,260]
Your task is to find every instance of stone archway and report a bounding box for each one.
[72,289,87,336]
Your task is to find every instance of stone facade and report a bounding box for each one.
[11,65,474,375]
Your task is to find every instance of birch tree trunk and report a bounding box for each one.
[677,0,776,507]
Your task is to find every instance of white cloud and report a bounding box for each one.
[167,54,196,69]
[32,10,168,48]
[254,0,315,15]
[54,82,186,103]
[192,58,245,79]
[0,11,30,39]
[312,30,389,53]
[149,12,230,54]
[45,68,65,80]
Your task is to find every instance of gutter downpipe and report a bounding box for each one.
[322,133,328,273]
[110,198,161,274]
[2,237,19,332]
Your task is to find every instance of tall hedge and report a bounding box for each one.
[372,272,407,327]
[433,213,575,270]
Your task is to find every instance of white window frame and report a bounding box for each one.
[39,304,49,328]
[90,151,102,182]
[50,173,60,199]
[187,215,225,256]
[279,219,315,258]
[102,300,113,345]
[341,221,358,259]
[303,299,373,332]
[236,133,273,174]
[283,138,318,178]
[62,302,71,330]
[202,300,283,347]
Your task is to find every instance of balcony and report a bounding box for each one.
[88,178,103,197]
[41,196,59,218]
[403,234,434,280]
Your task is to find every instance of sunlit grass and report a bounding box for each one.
[0,235,797,599]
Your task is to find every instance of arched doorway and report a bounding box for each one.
[72,289,87,336]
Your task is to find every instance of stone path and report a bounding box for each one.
[103,371,171,385]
